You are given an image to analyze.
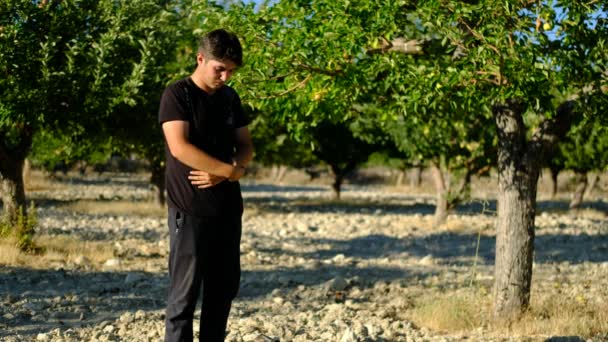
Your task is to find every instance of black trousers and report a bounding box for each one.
[165,207,242,342]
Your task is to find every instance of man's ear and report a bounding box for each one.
[196,53,205,66]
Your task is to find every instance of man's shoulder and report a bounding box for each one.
[165,78,191,93]
[218,85,240,101]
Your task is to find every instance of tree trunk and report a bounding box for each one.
[569,172,587,209]
[548,166,560,198]
[22,158,31,190]
[0,132,32,224]
[409,166,422,187]
[149,161,165,207]
[0,159,27,223]
[584,172,598,199]
[275,165,288,183]
[493,100,575,320]
[331,174,343,199]
[395,169,406,186]
[493,101,536,320]
[430,163,449,227]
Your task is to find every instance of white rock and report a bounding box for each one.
[103,259,121,268]
[119,312,134,323]
[73,255,92,266]
[339,327,357,342]
[134,309,146,320]
[419,254,435,265]
[242,332,259,341]
[326,276,348,291]
[36,333,48,341]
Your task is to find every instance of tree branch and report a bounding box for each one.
[458,18,501,56]
[258,75,312,100]
[366,37,425,55]
[528,101,576,161]
[294,63,344,76]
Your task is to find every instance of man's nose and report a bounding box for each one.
[221,71,233,82]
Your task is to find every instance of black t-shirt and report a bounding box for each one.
[158,77,249,217]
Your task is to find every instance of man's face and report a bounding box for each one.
[197,53,238,92]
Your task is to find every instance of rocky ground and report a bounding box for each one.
[1,172,608,341]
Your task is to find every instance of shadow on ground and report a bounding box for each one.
[250,230,608,266]
[0,262,434,338]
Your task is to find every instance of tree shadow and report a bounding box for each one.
[3,224,607,338]
[240,183,327,193]
[252,229,608,266]
[0,262,435,338]
[0,267,167,339]
[246,196,437,215]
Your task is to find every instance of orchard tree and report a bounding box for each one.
[0,0,175,248]
[379,96,496,226]
[310,120,376,199]
[189,0,606,319]
[248,111,320,182]
[104,2,181,206]
[558,118,608,208]
[29,130,113,175]
[414,1,608,318]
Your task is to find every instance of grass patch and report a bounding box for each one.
[508,293,608,337]
[60,200,166,217]
[408,288,608,339]
[24,170,62,192]
[0,234,114,269]
[409,289,488,333]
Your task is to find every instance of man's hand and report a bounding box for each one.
[188,171,226,189]
[228,161,246,182]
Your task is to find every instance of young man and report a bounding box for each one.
[158,29,253,341]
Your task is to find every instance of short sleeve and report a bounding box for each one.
[158,83,190,125]
[231,91,249,128]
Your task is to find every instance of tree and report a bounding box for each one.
[558,118,608,208]
[311,121,376,199]
[187,0,606,319]
[413,1,607,319]
[0,0,174,248]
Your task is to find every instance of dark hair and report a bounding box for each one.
[198,29,243,66]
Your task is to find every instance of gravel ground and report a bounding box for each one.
[1,173,607,342]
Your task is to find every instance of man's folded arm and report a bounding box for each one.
[162,120,235,178]
[232,126,253,167]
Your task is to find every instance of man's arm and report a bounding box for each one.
[232,126,253,167]
[162,120,236,178]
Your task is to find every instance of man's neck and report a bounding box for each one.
[189,73,214,94]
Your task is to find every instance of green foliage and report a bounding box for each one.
[311,120,377,176]
[30,130,114,172]
[559,117,608,173]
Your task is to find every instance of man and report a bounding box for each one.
[158,29,253,341]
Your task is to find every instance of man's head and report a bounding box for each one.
[194,29,243,92]
[198,29,243,66]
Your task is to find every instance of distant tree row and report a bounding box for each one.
[1,0,606,320]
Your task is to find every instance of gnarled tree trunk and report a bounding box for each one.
[150,161,166,207]
[569,172,587,209]
[493,100,574,320]
[548,165,561,198]
[395,169,406,186]
[0,159,27,222]
[430,162,472,227]
[585,172,598,199]
[331,173,344,200]
[409,166,422,187]
[430,163,449,227]
[0,132,32,224]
